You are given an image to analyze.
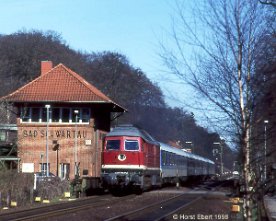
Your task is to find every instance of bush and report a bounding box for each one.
[0,169,70,208]
[0,169,33,207]
[35,178,70,200]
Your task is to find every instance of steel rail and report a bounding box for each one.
[153,196,202,221]
[0,194,135,221]
[104,193,200,221]
[105,179,232,221]
[0,196,98,220]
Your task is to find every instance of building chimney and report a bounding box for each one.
[41,61,53,75]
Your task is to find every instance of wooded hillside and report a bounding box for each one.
[0,30,235,167]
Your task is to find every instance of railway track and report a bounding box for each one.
[105,179,234,221]
[0,179,233,221]
[105,193,202,221]
[0,194,135,221]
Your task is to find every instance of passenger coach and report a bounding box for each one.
[160,143,215,184]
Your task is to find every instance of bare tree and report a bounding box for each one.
[259,0,276,7]
[160,0,274,220]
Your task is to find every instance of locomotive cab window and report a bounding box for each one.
[125,140,139,151]
[106,140,120,150]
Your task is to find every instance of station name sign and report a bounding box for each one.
[22,129,88,139]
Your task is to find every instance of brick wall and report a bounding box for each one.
[17,118,103,180]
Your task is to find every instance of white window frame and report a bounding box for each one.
[124,139,140,151]
[20,107,91,124]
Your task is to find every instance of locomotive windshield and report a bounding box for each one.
[106,140,120,150]
[125,140,139,150]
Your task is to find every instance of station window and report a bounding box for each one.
[62,108,70,122]
[21,107,90,124]
[106,140,120,150]
[32,108,40,122]
[41,108,48,122]
[40,163,50,175]
[52,108,60,122]
[72,109,80,123]
[60,163,70,180]
[125,140,139,151]
[82,108,90,123]
[21,107,31,122]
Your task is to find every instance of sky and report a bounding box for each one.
[0,0,184,106]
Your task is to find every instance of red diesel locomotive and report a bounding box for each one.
[101,125,161,191]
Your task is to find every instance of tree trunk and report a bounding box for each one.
[243,127,252,221]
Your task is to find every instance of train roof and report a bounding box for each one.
[106,125,214,164]
[106,125,159,145]
[160,142,214,164]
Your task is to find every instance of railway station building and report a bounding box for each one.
[1,61,125,180]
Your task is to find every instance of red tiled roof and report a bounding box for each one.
[1,63,124,111]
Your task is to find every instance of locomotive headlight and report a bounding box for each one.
[118,154,126,161]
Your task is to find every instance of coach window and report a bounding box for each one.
[170,153,175,165]
[164,152,168,166]
[125,140,139,151]
[172,154,176,165]
[106,140,120,150]
[161,151,166,166]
